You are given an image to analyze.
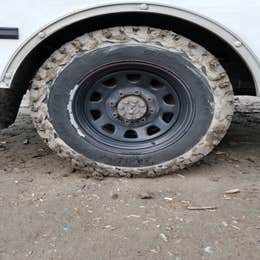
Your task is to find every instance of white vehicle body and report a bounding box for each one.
[0,0,260,95]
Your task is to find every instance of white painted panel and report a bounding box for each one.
[0,0,259,80]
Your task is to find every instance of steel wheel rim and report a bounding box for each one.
[72,61,195,151]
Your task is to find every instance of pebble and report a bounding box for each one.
[224,195,231,200]
[222,221,228,227]
[126,215,141,218]
[0,144,7,151]
[231,225,241,230]
[23,139,29,145]
[160,233,169,242]
[204,246,215,254]
[138,192,154,199]
[224,189,240,194]
[111,193,119,200]
[150,248,160,254]
[215,151,226,155]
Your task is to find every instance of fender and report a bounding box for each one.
[0,2,260,95]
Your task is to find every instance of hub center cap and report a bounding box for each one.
[117,95,147,120]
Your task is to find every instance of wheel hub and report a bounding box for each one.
[117,95,147,120]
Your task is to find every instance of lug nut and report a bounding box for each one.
[150,109,154,113]
[119,92,124,97]
[147,97,152,101]
[134,90,140,95]
[112,113,117,118]
[110,101,115,107]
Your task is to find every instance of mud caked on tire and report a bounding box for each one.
[30,26,234,177]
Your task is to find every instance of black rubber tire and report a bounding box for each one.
[30,26,234,178]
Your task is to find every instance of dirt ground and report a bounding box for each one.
[0,109,259,260]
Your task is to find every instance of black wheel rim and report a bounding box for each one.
[72,61,195,151]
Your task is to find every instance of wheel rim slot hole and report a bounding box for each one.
[90,110,102,120]
[127,74,141,83]
[90,91,102,102]
[163,94,175,105]
[102,124,115,134]
[147,125,160,136]
[124,130,138,139]
[103,78,117,87]
[150,79,164,89]
[162,112,174,123]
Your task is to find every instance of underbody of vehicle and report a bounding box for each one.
[0,1,260,176]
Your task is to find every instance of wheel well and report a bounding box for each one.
[12,12,256,96]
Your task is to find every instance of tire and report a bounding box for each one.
[30,26,234,178]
